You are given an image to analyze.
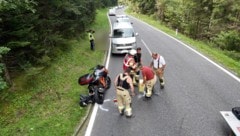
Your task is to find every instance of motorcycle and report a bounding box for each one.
[78,65,111,106]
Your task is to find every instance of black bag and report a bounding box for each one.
[232,107,240,120]
[79,94,94,107]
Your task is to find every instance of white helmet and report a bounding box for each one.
[129,49,137,55]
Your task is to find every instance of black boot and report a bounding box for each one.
[120,109,124,116]
[159,79,164,89]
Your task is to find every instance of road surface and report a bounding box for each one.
[84,8,240,136]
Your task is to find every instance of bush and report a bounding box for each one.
[224,51,240,61]
[213,30,240,52]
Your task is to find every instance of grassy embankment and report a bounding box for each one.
[126,10,240,77]
[0,9,109,136]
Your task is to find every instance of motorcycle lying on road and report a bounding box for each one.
[78,65,111,106]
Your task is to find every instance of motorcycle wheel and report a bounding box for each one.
[105,76,111,89]
[94,90,104,104]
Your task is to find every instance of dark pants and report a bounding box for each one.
[90,40,94,50]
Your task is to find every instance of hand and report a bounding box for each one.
[131,92,135,97]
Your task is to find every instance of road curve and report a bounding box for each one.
[85,8,240,136]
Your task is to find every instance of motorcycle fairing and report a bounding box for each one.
[78,73,94,85]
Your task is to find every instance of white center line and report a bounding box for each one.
[141,39,152,55]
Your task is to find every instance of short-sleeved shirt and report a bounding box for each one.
[134,53,141,63]
[152,55,166,69]
[142,66,154,80]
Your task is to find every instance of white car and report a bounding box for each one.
[116,15,128,18]
[116,15,132,24]
[109,22,138,54]
[116,17,132,24]
[108,8,116,16]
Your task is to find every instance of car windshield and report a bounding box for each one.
[117,18,130,22]
[113,28,134,38]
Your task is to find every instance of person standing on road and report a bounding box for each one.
[150,52,166,89]
[88,30,95,51]
[139,65,157,99]
[134,47,142,66]
[134,47,142,84]
[114,68,135,118]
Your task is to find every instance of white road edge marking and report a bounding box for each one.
[84,13,112,136]
[141,39,152,55]
[134,15,240,83]
[85,11,240,136]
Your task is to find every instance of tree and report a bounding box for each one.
[213,30,240,51]
[128,0,240,54]
[0,0,100,90]
[0,47,10,90]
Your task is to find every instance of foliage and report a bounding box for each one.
[128,0,240,53]
[126,10,240,77]
[129,0,156,14]
[0,8,109,135]
[95,0,118,8]
[0,47,10,90]
[213,30,240,51]
[0,63,7,90]
[0,0,118,90]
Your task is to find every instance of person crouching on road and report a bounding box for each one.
[114,68,135,117]
[150,52,166,89]
[123,49,137,71]
[139,65,157,99]
[123,49,138,85]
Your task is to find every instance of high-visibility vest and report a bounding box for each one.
[88,32,94,41]
[123,55,134,71]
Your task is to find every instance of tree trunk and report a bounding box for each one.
[3,61,12,86]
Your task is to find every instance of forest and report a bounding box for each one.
[0,0,117,91]
[1,0,240,91]
[124,0,240,58]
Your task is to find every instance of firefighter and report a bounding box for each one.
[139,65,157,99]
[122,49,138,85]
[134,47,142,65]
[150,52,166,89]
[123,49,137,71]
[134,47,142,84]
[114,68,135,117]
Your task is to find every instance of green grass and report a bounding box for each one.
[126,10,240,77]
[1,7,239,136]
[0,8,109,136]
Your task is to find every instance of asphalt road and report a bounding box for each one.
[85,9,240,136]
